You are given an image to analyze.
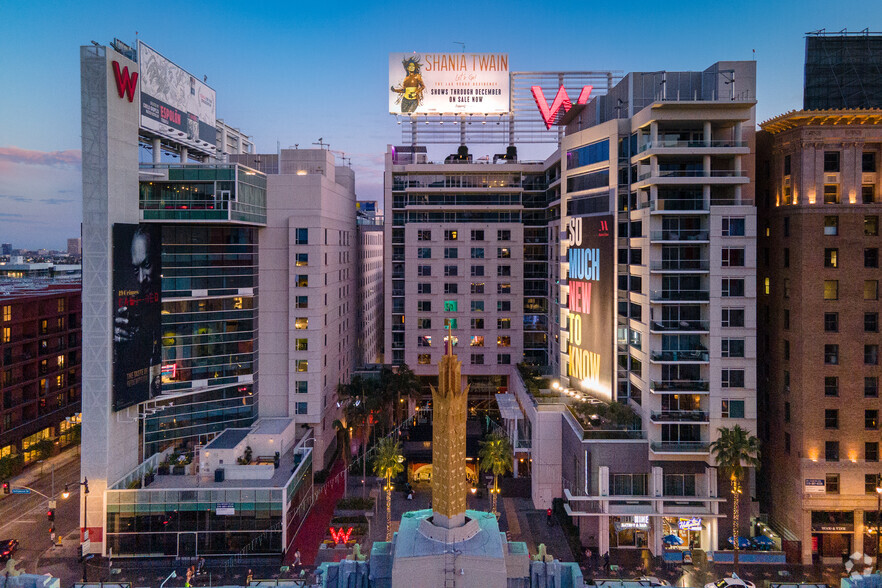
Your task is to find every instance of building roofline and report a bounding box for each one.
[760,108,882,133]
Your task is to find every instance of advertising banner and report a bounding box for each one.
[389,53,510,115]
[565,214,614,400]
[138,41,216,145]
[804,479,826,494]
[112,223,162,412]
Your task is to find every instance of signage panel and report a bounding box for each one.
[216,503,235,516]
[805,479,826,494]
[679,517,702,531]
[389,53,510,115]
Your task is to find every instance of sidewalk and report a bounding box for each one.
[4,444,80,494]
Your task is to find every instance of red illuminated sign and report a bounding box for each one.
[112,61,138,102]
[161,364,176,379]
[531,85,593,129]
[329,526,354,544]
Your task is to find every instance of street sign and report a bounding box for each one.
[49,500,57,508]
[11,488,30,494]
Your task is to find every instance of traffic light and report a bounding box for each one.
[2,482,8,495]
[47,509,55,522]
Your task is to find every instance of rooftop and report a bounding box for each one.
[147,446,309,490]
[204,428,250,450]
[761,108,882,133]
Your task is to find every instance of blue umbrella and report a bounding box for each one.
[663,534,684,545]
[728,536,751,548]
[752,535,774,545]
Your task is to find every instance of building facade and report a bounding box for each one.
[804,31,882,111]
[358,215,385,367]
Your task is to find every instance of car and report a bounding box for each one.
[0,539,19,561]
[704,575,756,588]
[638,576,670,586]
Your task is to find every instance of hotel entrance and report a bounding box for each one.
[811,511,854,564]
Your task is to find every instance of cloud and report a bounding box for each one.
[0,212,28,223]
[39,198,74,205]
[0,194,29,202]
[0,146,81,169]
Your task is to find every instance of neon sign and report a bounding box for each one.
[112,61,138,102]
[161,363,177,379]
[678,517,702,531]
[329,526,354,544]
[531,85,593,129]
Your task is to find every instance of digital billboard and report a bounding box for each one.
[565,214,614,400]
[138,41,217,146]
[112,223,162,412]
[389,53,510,115]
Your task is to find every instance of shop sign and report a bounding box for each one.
[678,517,702,531]
[812,524,853,532]
[216,503,235,515]
[615,516,649,531]
[805,479,826,494]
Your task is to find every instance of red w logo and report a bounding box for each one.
[112,61,138,102]
[329,526,354,544]
[531,85,593,129]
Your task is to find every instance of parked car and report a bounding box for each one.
[705,575,756,588]
[0,539,19,561]
[638,576,670,586]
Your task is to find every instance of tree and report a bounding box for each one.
[478,432,513,516]
[338,376,381,498]
[710,425,760,573]
[372,437,404,541]
[333,418,351,496]
[33,438,55,461]
[381,364,421,425]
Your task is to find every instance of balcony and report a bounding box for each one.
[650,290,709,302]
[637,169,748,182]
[651,380,710,393]
[650,349,709,363]
[650,410,710,423]
[650,441,710,454]
[649,320,709,333]
[638,140,748,153]
[650,230,709,243]
[642,199,709,213]
[649,259,709,272]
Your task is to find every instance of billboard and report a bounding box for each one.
[565,214,614,400]
[138,41,217,146]
[388,53,510,115]
[112,223,162,412]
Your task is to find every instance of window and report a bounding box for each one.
[471,229,484,241]
[785,432,791,454]
[867,377,880,398]
[295,402,308,415]
[824,248,838,268]
[497,354,511,365]
[1,327,8,343]
[470,335,484,347]
[825,376,839,396]
[825,441,839,462]
[868,442,879,463]
[864,185,877,204]
[824,280,839,300]
[444,265,458,277]
[721,339,745,358]
[497,336,511,347]
[783,278,790,298]
[823,184,840,204]
[295,360,308,372]
[470,265,485,277]
[445,230,458,241]
[295,253,308,267]
[662,474,695,497]
[444,300,457,312]
[470,282,484,294]
[784,309,790,329]
[824,151,840,173]
[471,318,484,329]
[825,474,840,495]
[497,300,511,312]
[784,217,790,237]
[784,248,790,268]
[824,344,839,365]
[498,283,511,294]
[721,278,744,297]
[867,248,880,268]
[294,317,308,330]
[866,344,879,365]
[295,381,308,394]
[784,154,792,176]
[295,338,308,351]
[825,313,839,332]
[418,230,432,241]
[867,474,882,494]
[497,318,511,329]
[497,247,511,258]
[825,409,839,429]
[417,318,431,329]
[295,228,308,244]
[417,265,431,276]
[497,265,511,277]
[444,283,458,294]
[418,354,431,365]
[722,217,745,237]
[824,216,839,236]
[721,399,745,418]
[867,216,880,236]
[296,274,308,287]
[295,296,308,309]
[443,318,458,329]
[722,248,745,267]
[417,283,432,294]
[867,409,879,430]
[2,306,10,321]
[864,152,878,173]
[497,230,511,241]
[444,247,459,259]
[721,369,744,388]
[471,352,485,365]
[417,247,431,259]
[418,336,432,347]
[470,248,484,259]
[721,308,745,327]
[471,301,484,312]
[866,280,879,300]
[784,402,791,421]
[417,301,432,312]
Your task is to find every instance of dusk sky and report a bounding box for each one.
[0,0,878,250]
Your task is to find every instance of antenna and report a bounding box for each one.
[313,138,329,150]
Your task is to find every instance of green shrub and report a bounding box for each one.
[336,496,375,510]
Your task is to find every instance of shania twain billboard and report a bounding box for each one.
[565,214,614,401]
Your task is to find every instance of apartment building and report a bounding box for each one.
[358,213,385,367]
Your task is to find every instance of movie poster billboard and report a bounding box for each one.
[138,41,217,146]
[565,214,614,401]
[112,223,162,412]
[388,53,510,115]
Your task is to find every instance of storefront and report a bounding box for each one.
[610,516,650,548]
[811,511,854,563]
[663,516,704,550]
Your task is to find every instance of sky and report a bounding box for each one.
[0,0,879,250]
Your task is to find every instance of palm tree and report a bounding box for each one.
[478,432,513,516]
[373,437,404,541]
[332,418,351,496]
[384,363,421,424]
[710,425,761,573]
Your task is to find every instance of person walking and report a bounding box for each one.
[245,569,253,586]
[603,551,610,573]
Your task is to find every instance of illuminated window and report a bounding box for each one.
[470,336,484,347]
[418,354,431,365]
[824,248,838,268]
[418,336,432,347]
[444,300,457,312]
[866,280,879,301]
[497,318,511,329]
[443,335,458,348]
[56,375,64,388]
[294,318,308,330]
[57,299,65,312]
[763,277,770,295]
[296,275,308,287]
[823,184,840,204]
[497,283,511,294]
[445,230,458,241]
[497,247,511,258]
[295,360,308,372]
[824,216,838,236]
[295,339,308,351]
[295,381,307,394]
[2,306,10,322]
[470,282,484,294]
[1,328,8,343]
[823,280,838,300]
[444,318,457,329]
[497,336,511,347]
[295,253,308,267]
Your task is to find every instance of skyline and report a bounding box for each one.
[0,0,879,249]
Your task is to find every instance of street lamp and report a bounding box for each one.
[64,479,90,581]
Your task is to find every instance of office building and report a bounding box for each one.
[758,106,882,564]
[216,119,255,159]
[358,209,385,367]
[2,244,13,257]
[67,238,82,257]
[804,31,882,110]
[0,282,81,466]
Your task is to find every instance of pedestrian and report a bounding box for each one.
[603,551,610,572]
[293,550,302,574]
[246,569,253,586]
[584,547,592,562]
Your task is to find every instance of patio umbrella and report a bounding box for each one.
[728,536,751,548]
[663,534,684,546]
[752,535,774,546]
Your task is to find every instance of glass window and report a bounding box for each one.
[470,354,484,365]
[417,247,431,259]
[824,216,839,236]
[444,247,459,259]
[497,265,511,277]
[445,230,458,241]
[866,344,879,365]
[722,248,745,267]
[295,360,308,372]
[867,442,879,463]
[866,280,879,301]
[497,230,511,241]
[418,354,431,365]
[471,318,484,329]
[867,474,882,494]
[721,278,744,297]
[867,409,879,430]
[498,283,511,294]
[417,283,432,294]
[497,247,511,258]
[471,301,484,312]
[444,300,457,312]
[784,154,792,176]
[824,280,839,300]
[497,300,511,312]
[824,248,838,268]
[824,151,840,173]
[418,230,432,241]
[722,217,745,237]
[867,216,880,236]
[497,354,511,365]
[445,283,458,294]
[294,317,308,330]
[295,402,308,414]
[497,336,511,347]
[470,248,484,259]
[295,338,308,351]
[295,296,308,309]
[825,313,839,332]
[825,376,839,397]
[470,282,484,294]
[863,152,877,173]
[866,248,879,268]
[418,336,432,347]
[296,275,308,287]
[721,308,744,327]
[471,265,485,277]
[867,377,880,398]
[471,230,484,241]
[497,318,511,329]
[295,381,308,394]
[443,318,458,329]
[417,265,431,276]
[825,409,839,429]
[864,185,877,204]
[295,253,308,266]
[470,336,484,347]
[824,344,839,365]
[826,473,840,494]
[721,369,744,388]
[825,441,839,462]
[444,265,458,277]
[295,228,308,244]
[785,402,791,421]
[721,339,745,358]
[823,184,840,204]
[721,399,745,418]
[2,305,10,322]
[417,318,431,329]
[417,301,431,312]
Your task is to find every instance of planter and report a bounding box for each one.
[144,473,155,486]
[172,465,185,475]
[158,465,170,475]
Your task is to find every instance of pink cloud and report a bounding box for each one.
[0,146,81,169]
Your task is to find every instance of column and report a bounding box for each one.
[802,510,813,565]
[220,126,228,155]
[703,155,711,177]
[704,121,712,147]
[650,122,658,146]
[855,509,864,560]
[152,137,161,164]
[180,147,188,163]
[599,515,610,556]
[734,122,743,146]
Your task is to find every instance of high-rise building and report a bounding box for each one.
[67,238,82,257]
[804,31,882,110]
[1,244,12,256]
[358,209,385,367]
[758,100,882,565]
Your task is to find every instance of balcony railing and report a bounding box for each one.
[650,230,709,242]
[650,410,710,422]
[651,380,710,393]
[638,169,746,181]
[641,199,709,212]
[650,290,709,302]
[651,441,710,453]
[639,140,748,152]
[650,349,709,362]
[650,320,709,332]
[582,429,646,440]
[650,259,709,271]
